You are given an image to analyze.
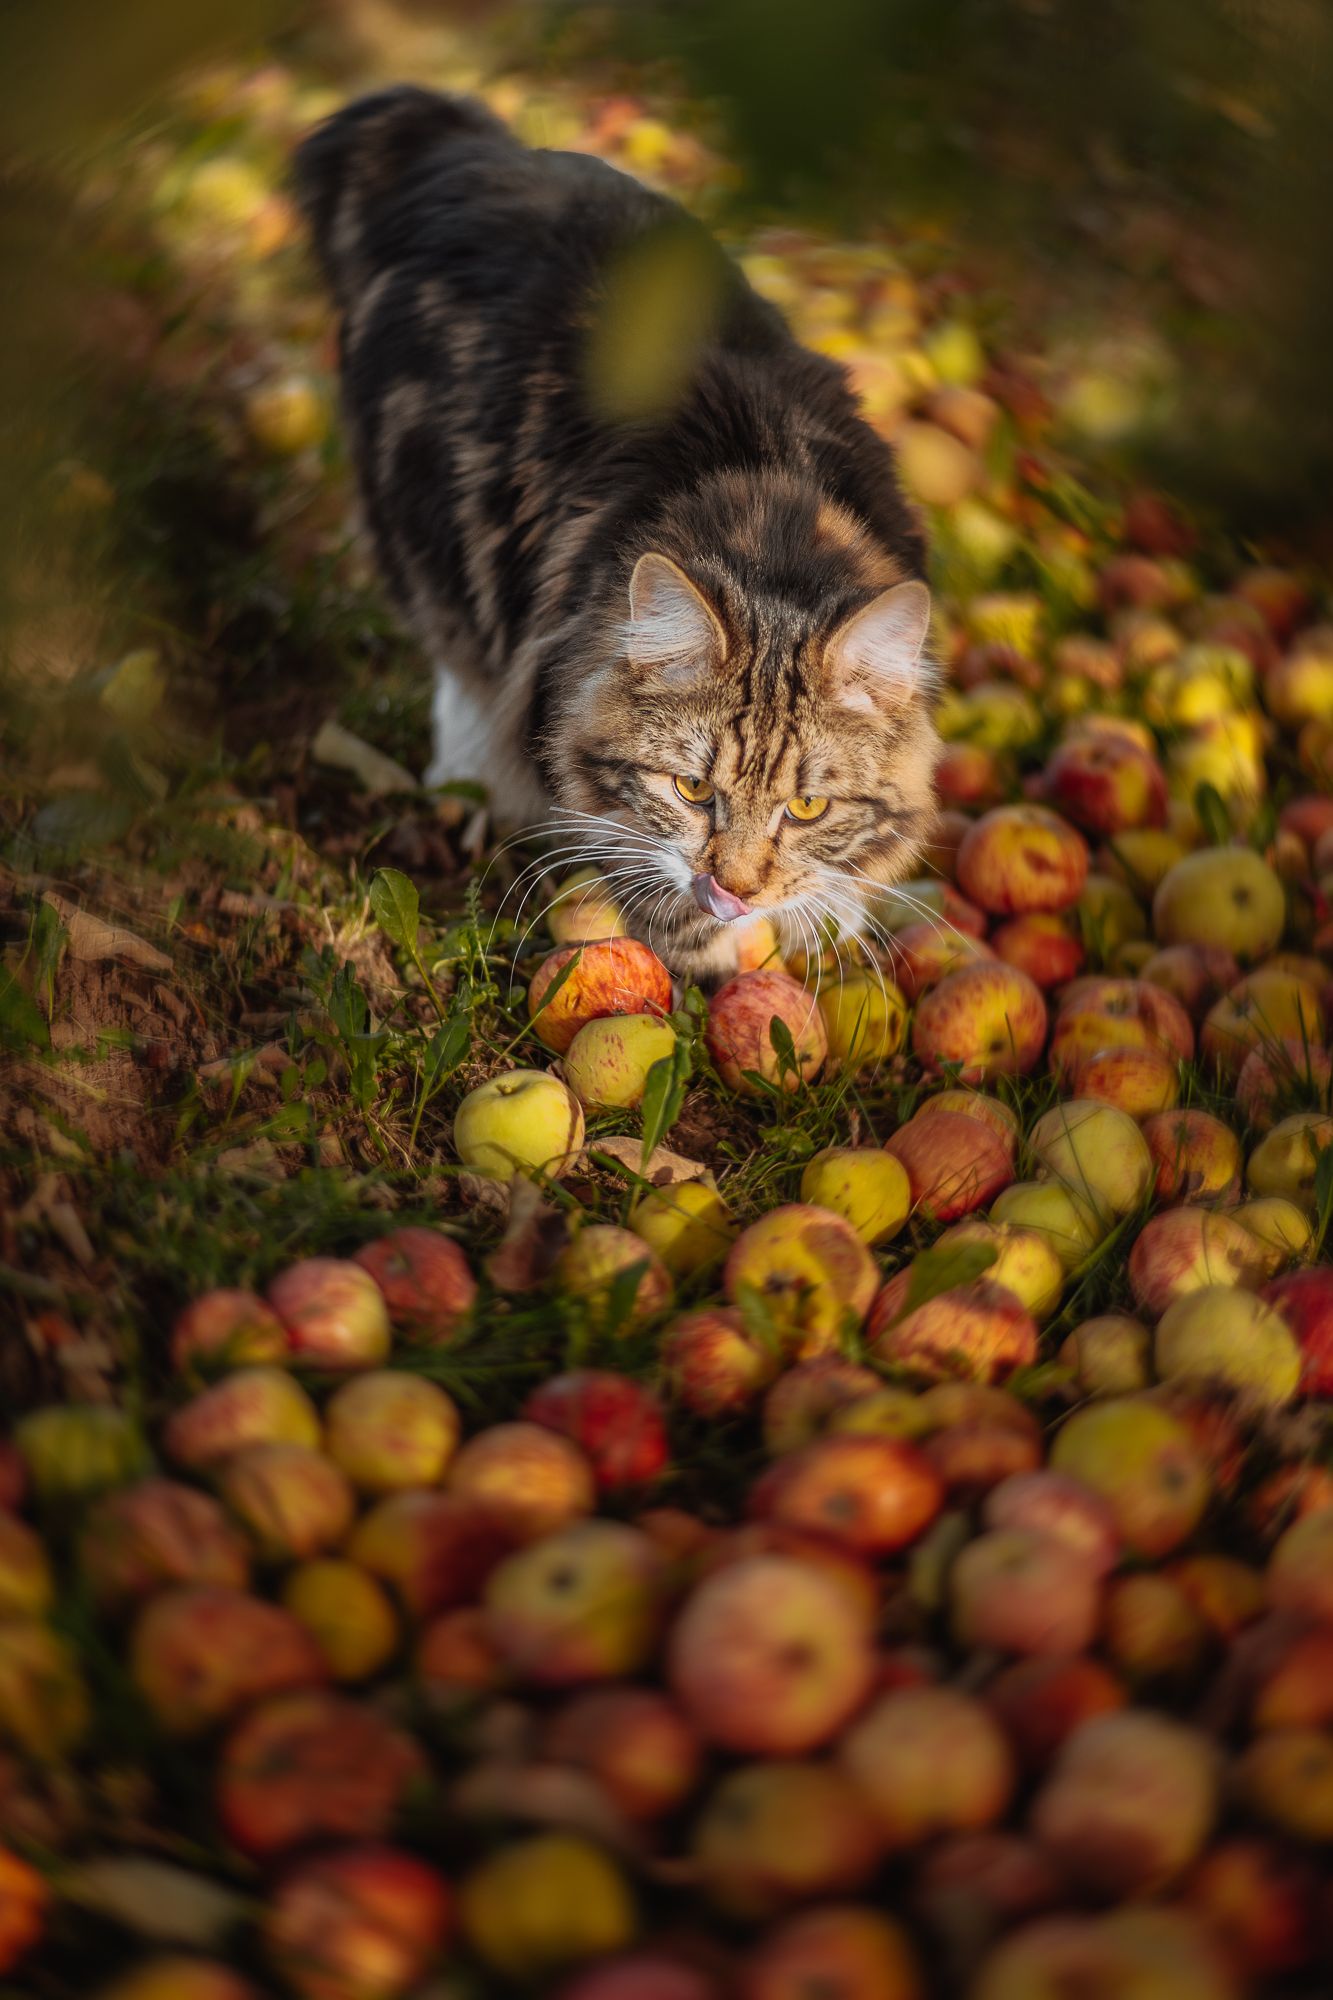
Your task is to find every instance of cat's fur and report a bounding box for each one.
[295,86,940,979]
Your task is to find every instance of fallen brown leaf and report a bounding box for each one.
[41,892,172,973]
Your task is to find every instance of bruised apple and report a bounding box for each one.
[527,937,671,1054]
[912,963,1047,1083]
[955,805,1089,916]
[563,1013,677,1110]
[1126,1205,1265,1318]
[706,968,827,1093]
[263,1845,451,2000]
[723,1205,877,1359]
[130,1586,326,1736]
[217,1689,427,1857]
[347,1491,512,1620]
[869,1279,1038,1384]
[522,1370,668,1491]
[555,1224,673,1325]
[79,1479,249,1612]
[1030,1711,1218,1896]
[661,1307,779,1415]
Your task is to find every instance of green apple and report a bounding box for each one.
[989,1179,1104,1269]
[627,1180,735,1279]
[1245,1111,1333,1209]
[1153,847,1286,961]
[1155,1285,1300,1408]
[562,1014,676,1110]
[453,1068,585,1182]
[1028,1099,1153,1223]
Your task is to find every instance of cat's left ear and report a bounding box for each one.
[825,579,932,713]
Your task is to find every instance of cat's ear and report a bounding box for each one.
[626,553,727,677]
[826,579,933,713]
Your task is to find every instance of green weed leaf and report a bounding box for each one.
[0,966,50,1052]
[899,1241,998,1321]
[640,1027,694,1168]
[526,947,583,1026]
[1194,781,1233,847]
[768,1014,799,1082]
[369,868,421,954]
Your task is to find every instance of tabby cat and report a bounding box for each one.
[295,86,940,980]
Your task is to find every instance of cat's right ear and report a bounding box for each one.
[625,553,727,678]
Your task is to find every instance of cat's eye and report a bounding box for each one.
[673,774,715,806]
[786,794,831,822]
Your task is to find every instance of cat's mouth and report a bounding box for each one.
[691,873,753,923]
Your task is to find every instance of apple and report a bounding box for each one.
[1058,974,1194,1057]
[459,1832,634,1981]
[266,1258,391,1371]
[1153,846,1286,959]
[0,1851,45,1985]
[217,1443,357,1561]
[928,1220,1064,1319]
[1203,968,1324,1079]
[263,1845,451,2000]
[799,1146,912,1245]
[889,920,994,1000]
[1140,943,1239,1016]
[352,1226,477,1343]
[98,1964,260,2000]
[1267,1507,1333,1624]
[990,1180,1104,1268]
[1050,1397,1209,1557]
[556,1958,716,2000]
[453,1068,585,1181]
[839,1686,1014,1847]
[1126,1205,1266,1317]
[692,1760,883,1918]
[324,1371,461,1495]
[761,1358,881,1453]
[217,1688,427,1856]
[628,1180,735,1277]
[0,1517,48,1626]
[415,1606,501,1692]
[951,1528,1101,1656]
[1263,1266,1333,1394]
[816,970,908,1071]
[970,1909,1233,2000]
[661,1307,778,1415]
[750,1434,943,1555]
[884,1111,1014,1222]
[935,741,1005,809]
[706,968,828,1092]
[874,878,987,937]
[1155,1284,1300,1407]
[1043,733,1168,837]
[990,913,1084,988]
[895,419,982,505]
[1074,871,1149,955]
[1101,1571,1209,1685]
[79,1478,250,1612]
[245,374,326,455]
[346,1492,512,1620]
[556,1224,673,1327]
[1097,827,1187,896]
[916,1088,1021,1155]
[1027,1098,1153,1221]
[1235,564,1314,639]
[870,1278,1038,1383]
[742,1905,923,2000]
[667,1554,876,1754]
[163,1368,321,1472]
[15,1403,148,1504]
[544,1686,701,1820]
[1142,1107,1242,1204]
[1250,1624,1333,1729]
[1183,1837,1318,1980]
[482,1517,665,1685]
[282,1559,399,1684]
[1240,1727,1333,1842]
[986,1657,1126,1774]
[528,937,671,1054]
[547,867,628,944]
[1165,1553,1263,1641]
[955,805,1089,915]
[0,1621,88,1759]
[913,962,1047,1082]
[448,1422,595,1543]
[130,1586,326,1736]
[1031,1711,1218,1895]
[982,1470,1120,1575]
[1070,1044,1180,1118]
[1246,1109,1333,1207]
[517,1373,665,1495]
[1057,1313,1152,1395]
[921,1416,1042,1499]
[563,1013,677,1109]
[1236,1037,1332,1132]
[699,1522,879,1624]
[170,1288,287,1374]
[722,1205,877,1359]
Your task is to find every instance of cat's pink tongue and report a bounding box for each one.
[692,873,752,922]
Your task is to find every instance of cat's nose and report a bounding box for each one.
[692,872,752,922]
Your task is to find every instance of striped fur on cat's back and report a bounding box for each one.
[294,85,940,979]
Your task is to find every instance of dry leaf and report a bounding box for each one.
[311,718,418,795]
[591,1135,708,1186]
[61,1856,245,1946]
[41,892,172,973]
[487,1178,569,1292]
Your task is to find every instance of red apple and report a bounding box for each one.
[266,1258,391,1371]
[840,1686,1015,1848]
[889,920,994,1002]
[986,1656,1126,1774]
[130,1586,326,1736]
[1263,1267,1333,1395]
[528,937,672,1054]
[912,963,1047,1083]
[761,1357,880,1454]
[706,968,828,1093]
[263,1845,451,2000]
[163,1367,321,1472]
[1183,1836,1318,1980]
[870,1279,1038,1384]
[955,806,1089,916]
[79,1479,250,1612]
[1043,734,1168,836]
[1142,1108,1243,1204]
[990,913,1084,988]
[523,1371,668,1490]
[750,1434,943,1556]
[661,1307,778,1415]
[170,1288,287,1374]
[544,1686,702,1821]
[346,1491,513,1621]
[982,1470,1120,1576]
[1030,1711,1218,1895]
[447,1422,595,1542]
[352,1227,477,1342]
[218,1688,427,1857]
[884,1111,1014,1222]
[741,1905,923,2000]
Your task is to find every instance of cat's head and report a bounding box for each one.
[555,515,940,961]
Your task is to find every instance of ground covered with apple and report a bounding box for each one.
[6,12,1333,2000]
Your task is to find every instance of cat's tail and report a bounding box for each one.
[293,85,510,301]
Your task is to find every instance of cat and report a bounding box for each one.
[294,85,940,982]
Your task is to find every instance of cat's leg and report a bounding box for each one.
[425,663,551,829]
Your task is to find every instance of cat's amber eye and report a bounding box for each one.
[786,794,831,822]
[673,774,715,806]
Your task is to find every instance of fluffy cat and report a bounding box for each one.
[295,86,940,980]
